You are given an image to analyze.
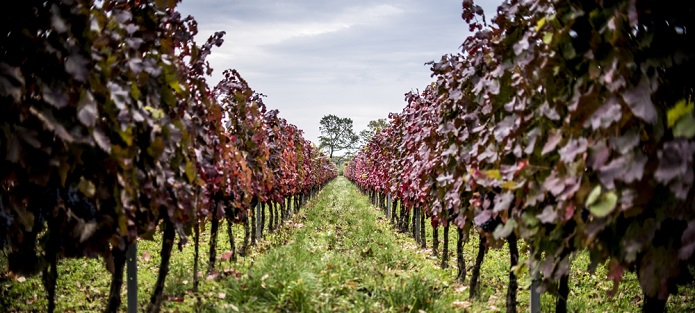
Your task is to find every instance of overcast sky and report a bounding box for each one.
[177,0,500,148]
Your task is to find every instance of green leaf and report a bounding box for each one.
[667,99,693,128]
[521,211,539,227]
[589,191,617,218]
[78,177,96,198]
[493,219,517,239]
[673,113,695,138]
[185,160,196,182]
[586,185,602,206]
[543,32,553,44]
[144,106,165,119]
[501,181,517,189]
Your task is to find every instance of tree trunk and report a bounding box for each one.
[106,245,127,313]
[432,225,439,257]
[42,254,58,313]
[420,208,426,249]
[268,201,274,233]
[412,206,417,240]
[456,227,466,283]
[391,198,398,226]
[207,217,219,274]
[260,202,266,239]
[227,219,236,263]
[441,220,450,269]
[404,206,411,234]
[274,201,280,229]
[556,273,569,313]
[399,202,407,232]
[250,204,257,246]
[147,219,176,313]
[296,194,301,212]
[413,206,420,243]
[241,215,250,256]
[193,223,200,292]
[469,233,486,299]
[642,294,667,313]
[506,233,519,313]
[280,201,286,224]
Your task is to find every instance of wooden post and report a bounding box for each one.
[386,193,391,219]
[127,242,137,313]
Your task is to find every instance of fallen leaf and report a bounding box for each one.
[206,272,219,281]
[452,301,472,308]
[143,251,151,262]
[221,251,234,261]
[223,268,242,278]
[166,295,184,302]
[218,292,226,299]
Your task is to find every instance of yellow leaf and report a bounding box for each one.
[536,17,546,32]
[667,99,694,128]
[484,169,501,180]
[501,181,517,189]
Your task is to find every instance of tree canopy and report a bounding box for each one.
[318,114,359,159]
[359,118,389,147]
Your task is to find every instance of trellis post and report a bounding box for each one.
[127,242,137,313]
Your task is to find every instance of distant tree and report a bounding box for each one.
[318,114,359,159]
[359,118,389,147]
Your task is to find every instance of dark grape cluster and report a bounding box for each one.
[62,187,97,222]
[479,216,500,232]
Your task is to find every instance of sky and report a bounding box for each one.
[177,0,500,150]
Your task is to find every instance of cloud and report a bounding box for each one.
[177,0,502,150]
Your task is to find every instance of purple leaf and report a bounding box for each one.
[537,205,557,223]
[474,210,493,226]
[541,131,562,155]
[524,127,541,155]
[93,128,111,153]
[77,91,97,127]
[622,75,657,123]
[655,140,695,184]
[558,138,587,163]
[493,192,514,213]
[610,129,640,154]
[0,63,24,102]
[493,116,515,141]
[586,96,622,130]
[540,102,561,120]
[41,83,68,109]
[65,53,89,82]
[542,172,565,196]
[588,140,610,169]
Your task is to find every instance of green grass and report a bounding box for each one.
[381,187,695,313]
[2,177,694,312]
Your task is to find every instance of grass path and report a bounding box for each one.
[209,176,462,312]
